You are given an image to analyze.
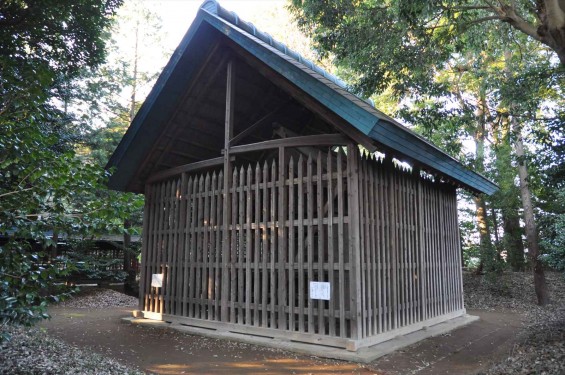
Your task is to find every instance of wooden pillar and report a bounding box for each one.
[347,144,362,341]
[277,146,287,329]
[139,184,151,311]
[221,60,235,321]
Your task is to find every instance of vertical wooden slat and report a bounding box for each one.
[368,158,378,334]
[326,151,335,336]
[143,184,156,311]
[175,174,188,316]
[209,172,218,319]
[253,164,261,327]
[347,144,362,339]
[336,149,346,337]
[238,166,245,324]
[170,178,182,315]
[297,155,305,332]
[194,175,204,318]
[316,151,325,335]
[306,153,314,333]
[201,173,211,318]
[162,182,170,314]
[261,162,269,327]
[230,168,238,323]
[140,184,152,312]
[398,171,405,327]
[288,157,296,332]
[182,176,194,317]
[270,161,277,328]
[278,147,287,330]
[221,60,234,322]
[245,165,252,325]
[362,156,373,335]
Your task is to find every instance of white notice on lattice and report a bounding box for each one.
[151,273,163,288]
[309,281,330,300]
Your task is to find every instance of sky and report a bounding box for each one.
[112,0,307,106]
[143,0,289,51]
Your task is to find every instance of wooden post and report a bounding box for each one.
[221,60,235,321]
[347,144,362,341]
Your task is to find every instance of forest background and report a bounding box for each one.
[1,0,563,331]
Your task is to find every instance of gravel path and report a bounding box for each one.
[58,288,138,309]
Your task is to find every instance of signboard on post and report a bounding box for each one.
[309,281,330,300]
[151,273,163,288]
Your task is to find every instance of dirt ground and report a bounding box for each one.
[40,306,524,374]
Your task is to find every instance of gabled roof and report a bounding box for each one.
[107,0,498,195]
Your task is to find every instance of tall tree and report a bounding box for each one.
[290,0,563,305]
[0,0,130,332]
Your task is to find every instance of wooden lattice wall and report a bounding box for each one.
[139,146,464,349]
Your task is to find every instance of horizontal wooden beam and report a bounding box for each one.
[147,156,232,183]
[227,134,349,155]
[229,100,291,146]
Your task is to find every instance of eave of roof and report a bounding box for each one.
[107,0,498,195]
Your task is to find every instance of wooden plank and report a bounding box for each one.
[221,60,236,322]
[170,178,182,315]
[364,155,372,335]
[453,192,465,311]
[238,166,245,324]
[261,162,269,327]
[362,156,373,336]
[297,155,305,333]
[182,176,194,317]
[253,164,261,327]
[316,151,325,335]
[387,168,397,329]
[229,134,349,155]
[326,151,335,336]
[175,174,188,316]
[141,184,155,312]
[195,175,205,319]
[347,144,362,339]
[288,157,296,332]
[368,157,378,334]
[189,177,199,317]
[230,168,238,323]
[336,149,346,337]
[278,147,287,330]
[269,161,277,328]
[215,171,224,319]
[147,157,231,184]
[306,153,314,333]
[202,173,211,319]
[245,165,253,325]
[209,172,218,319]
[398,171,405,327]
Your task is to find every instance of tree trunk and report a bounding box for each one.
[513,125,550,305]
[501,208,526,271]
[474,90,495,274]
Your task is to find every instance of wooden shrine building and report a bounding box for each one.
[107,0,497,353]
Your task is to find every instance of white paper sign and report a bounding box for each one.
[151,273,163,288]
[309,281,331,300]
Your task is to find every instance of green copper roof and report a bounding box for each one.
[107,0,498,195]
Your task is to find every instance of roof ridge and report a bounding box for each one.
[200,0,376,108]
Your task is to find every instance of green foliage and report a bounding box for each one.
[64,240,141,282]
[0,0,138,337]
[0,243,76,331]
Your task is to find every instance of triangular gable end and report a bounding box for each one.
[107,0,498,196]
